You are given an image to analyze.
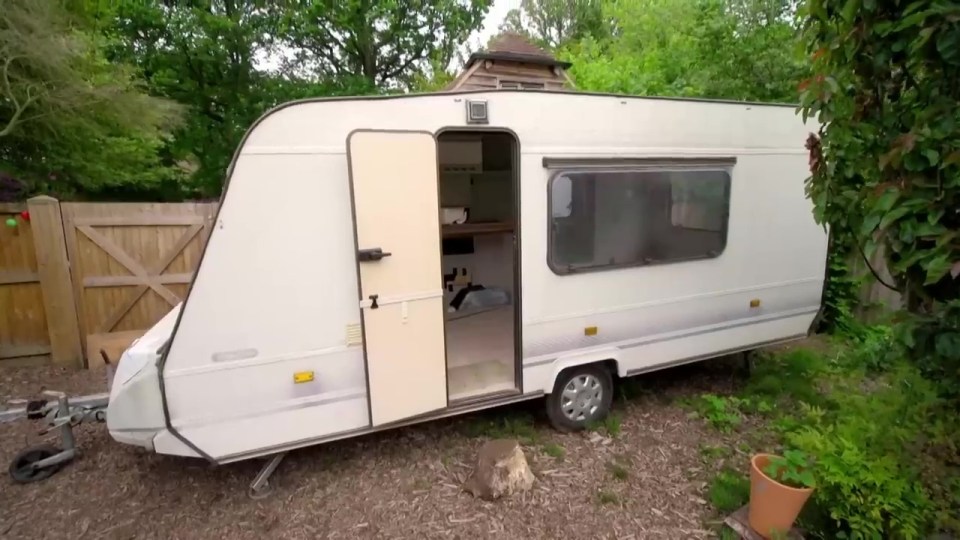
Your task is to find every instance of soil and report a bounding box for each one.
[0,357,753,539]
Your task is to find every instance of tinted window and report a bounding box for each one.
[549,169,731,273]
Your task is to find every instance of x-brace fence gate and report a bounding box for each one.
[60,202,218,363]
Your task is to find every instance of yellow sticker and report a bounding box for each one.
[584,326,598,336]
[293,371,315,384]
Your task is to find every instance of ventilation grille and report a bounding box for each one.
[346,324,363,347]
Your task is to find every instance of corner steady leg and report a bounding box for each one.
[248,452,287,499]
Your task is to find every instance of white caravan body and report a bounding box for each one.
[107,90,827,464]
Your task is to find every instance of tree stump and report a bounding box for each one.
[463,439,535,500]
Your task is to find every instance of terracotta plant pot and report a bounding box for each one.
[748,453,814,539]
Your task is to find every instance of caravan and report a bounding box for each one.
[102,90,827,490]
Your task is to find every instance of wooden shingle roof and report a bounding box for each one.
[466,32,572,69]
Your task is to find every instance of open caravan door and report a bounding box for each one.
[348,130,447,426]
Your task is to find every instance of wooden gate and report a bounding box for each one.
[60,202,218,356]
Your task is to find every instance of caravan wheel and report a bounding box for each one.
[546,365,613,432]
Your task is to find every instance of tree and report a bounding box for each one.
[500,0,607,49]
[562,0,804,103]
[0,0,182,197]
[94,1,369,197]
[799,0,960,373]
[278,0,491,89]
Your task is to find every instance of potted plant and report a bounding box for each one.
[748,450,815,539]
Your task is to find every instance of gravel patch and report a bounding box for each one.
[0,358,749,539]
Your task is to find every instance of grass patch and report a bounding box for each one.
[588,412,623,437]
[708,468,750,514]
[607,461,629,481]
[699,444,733,461]
[744,349,827,407]
[461,413,539,444]
[542,442,565,459]
[602,412,622,437]
[718,527,741,540]
[685,394,744,433]
[596,490,619,505]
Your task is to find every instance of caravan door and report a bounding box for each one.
[347,130,447,426]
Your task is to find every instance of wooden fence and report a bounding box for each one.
[0,197,217,368]
[0,201,50,366]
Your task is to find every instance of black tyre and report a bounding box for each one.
[545,364,614,432]
[9,444,62,484]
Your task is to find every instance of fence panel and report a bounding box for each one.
[0,202,50,366]
[59,202,218,355]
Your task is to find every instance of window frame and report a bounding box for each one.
[499,80,546,90]
[546,161,734,276]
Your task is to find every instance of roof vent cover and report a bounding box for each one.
[465,100,488,124]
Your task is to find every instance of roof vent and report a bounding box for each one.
[465,100,488,124]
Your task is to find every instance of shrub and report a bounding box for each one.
[708,468,750,513]
[780,367,940,538]
[764,450,816,489]
[687,394,744,433]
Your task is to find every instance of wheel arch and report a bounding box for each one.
[545,348,622,394]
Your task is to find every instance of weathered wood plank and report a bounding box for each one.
[0,354,51,368]
[84,272,194,288]
[27,196,83,368]
[72,216,206,226]
[0,270,39,285]
[76,225,181,306]
[0,202,26,213]
[0,343,52,359]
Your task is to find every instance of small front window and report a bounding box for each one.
[499,80,545,90]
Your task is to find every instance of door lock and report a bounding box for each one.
[358,248,392,262]
[368,294,379,309]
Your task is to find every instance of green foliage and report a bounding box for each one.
[835,324,896,373]
[587,411,622,437]
[97,2,376,198]
[699,443,734,461]
[744,348,827,407]
[278,0,491,89]
[708,468,751,513]
[0,0,183,198]
[462,413,540,444]
[687,393,745,432]
[601,412,622,437]
[500,0,608,49]
[897,299,960,397]
[563,0,805,102]
[542,442,565,459]
[764,450,816,489]
[3,1,493,199]
[819,231,863,335]
[799,0,960,352]
[740,339,960,538]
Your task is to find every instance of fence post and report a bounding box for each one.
[28,196,84,368]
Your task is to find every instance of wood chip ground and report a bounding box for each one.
[0,359,752,539]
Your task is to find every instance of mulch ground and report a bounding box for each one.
[0,357,754,539]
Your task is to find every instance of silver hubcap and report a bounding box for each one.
[561,374,603,422]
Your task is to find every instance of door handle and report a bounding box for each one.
[358,248,392,262]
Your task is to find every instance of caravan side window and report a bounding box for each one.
[548,168,731,274]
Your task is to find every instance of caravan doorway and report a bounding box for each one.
[437,130,520,402]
